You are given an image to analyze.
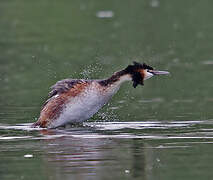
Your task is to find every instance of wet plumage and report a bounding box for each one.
[32,62,169,128]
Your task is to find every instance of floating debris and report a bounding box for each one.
[125,169,130,173]
[96,11,114,18]
[24,154,33,158]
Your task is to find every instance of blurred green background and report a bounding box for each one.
[0,1,213,180]
[0,0,212,124]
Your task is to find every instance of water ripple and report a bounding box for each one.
[0,120,213,141]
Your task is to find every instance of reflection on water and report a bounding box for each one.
[1,121,213,140]
[1,0,213,179]
[1,121,213,180]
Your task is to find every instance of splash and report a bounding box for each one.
[80,63,103,79]
[96,103,119,122]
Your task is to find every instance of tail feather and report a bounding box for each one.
[31,119,48,128]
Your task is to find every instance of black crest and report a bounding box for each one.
[125,61,154,88]
[125,61,153,72]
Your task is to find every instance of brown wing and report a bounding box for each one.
[32,79,90,128]
[47,79,91,108]
[42,79,86,107]
[49,79,87,98]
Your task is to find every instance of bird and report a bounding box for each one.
[32,62,169,128]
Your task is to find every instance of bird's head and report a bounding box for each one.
[125,61,169,88]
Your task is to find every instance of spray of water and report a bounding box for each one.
[80,62,103,79]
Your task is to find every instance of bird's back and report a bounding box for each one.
[32,79,119,128]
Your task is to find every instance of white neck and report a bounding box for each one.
[113,74,132,86]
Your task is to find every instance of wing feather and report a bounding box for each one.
[42,79,87,108]
[48,79,85,98]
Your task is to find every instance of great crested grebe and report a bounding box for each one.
[32,62,169,128]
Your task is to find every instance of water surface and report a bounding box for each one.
[0,0,213,179]
[1,121,213,180]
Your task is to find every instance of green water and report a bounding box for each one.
[0,0,213,179]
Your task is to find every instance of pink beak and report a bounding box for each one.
[150,70,170,75]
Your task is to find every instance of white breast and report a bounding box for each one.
[49,82,120,128]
